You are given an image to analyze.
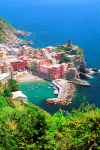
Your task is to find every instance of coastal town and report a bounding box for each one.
[0,36,94,105]
[0,17,99,105]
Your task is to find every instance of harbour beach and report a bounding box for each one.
[15,72,44,83]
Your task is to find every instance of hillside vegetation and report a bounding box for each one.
[0,89,100,150]
[0,16,16,33]
[0,16,17,44]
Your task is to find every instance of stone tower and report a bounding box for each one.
[68,39,72,47]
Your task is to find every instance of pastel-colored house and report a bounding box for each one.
[12,91,28,103]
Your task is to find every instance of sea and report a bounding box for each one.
[0,0,100,115]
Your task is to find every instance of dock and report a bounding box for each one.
[46,79,75,105]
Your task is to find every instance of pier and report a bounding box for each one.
[46,79,75,105]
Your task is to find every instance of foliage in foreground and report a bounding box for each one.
[8,78,19,92]
[0,99,100,150]
[0,82,15,108]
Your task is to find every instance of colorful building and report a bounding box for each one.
[48,64,67,80]
[0,64,4,73]
[38,59,68,80]
[55,52,66,60]
[10,60,26,71]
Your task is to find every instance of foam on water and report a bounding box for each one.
[89,71,95,74]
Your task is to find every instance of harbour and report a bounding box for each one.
[19,80,57,107]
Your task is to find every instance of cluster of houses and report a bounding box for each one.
[0,40,80,82]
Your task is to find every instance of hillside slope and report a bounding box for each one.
[0,99,100,150]
[0,16,31,47]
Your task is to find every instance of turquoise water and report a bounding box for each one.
[19,80,57,106]
[0,0,100,114]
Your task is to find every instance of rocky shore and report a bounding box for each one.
[14,30,30,37]
[5,30,32,49]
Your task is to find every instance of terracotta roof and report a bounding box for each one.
[34,53,40,57]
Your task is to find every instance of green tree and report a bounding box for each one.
[56,42,59,46]
[0,96,9,107]
[8,79,19,92]
[2,87,13,98]
[59,58,65,64]
[64,46,69,51]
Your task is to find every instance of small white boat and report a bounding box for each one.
[54,90,58,95]
[48,83,54,87]
[48,87,51,89]
[53,87,57,90]
[35,96,37,98]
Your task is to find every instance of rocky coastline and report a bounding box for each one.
[75,56,99,79]
[5,30,32,49]
[14,30,30,37]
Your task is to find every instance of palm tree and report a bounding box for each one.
[56,42,59,46]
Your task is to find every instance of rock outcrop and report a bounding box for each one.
[79,57,90,73]
[14,30,30,37]
[92,68,99,73]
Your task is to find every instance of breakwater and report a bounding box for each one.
[46,79,75,106]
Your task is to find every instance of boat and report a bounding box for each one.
[35,96,37,98]
[38,84,40,85]
[48,83,54,87]
[23,91,26,93]
[53,87,57,90]
[35,87,38,88]
[41,85,43,87]
[48,87,51,89]
[38,86,40,88]
[54,90,58,95]
[28,89,30,92]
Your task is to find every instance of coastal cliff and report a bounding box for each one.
[0,16,31,48]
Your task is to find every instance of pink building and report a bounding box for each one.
[35,59,68,79]
[39,59,51,75]
[8,65,13,73]
[61,63,68,76]
[55,52,66,60]
[40,65,48,75]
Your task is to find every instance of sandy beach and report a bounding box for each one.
[15,72,44,83]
